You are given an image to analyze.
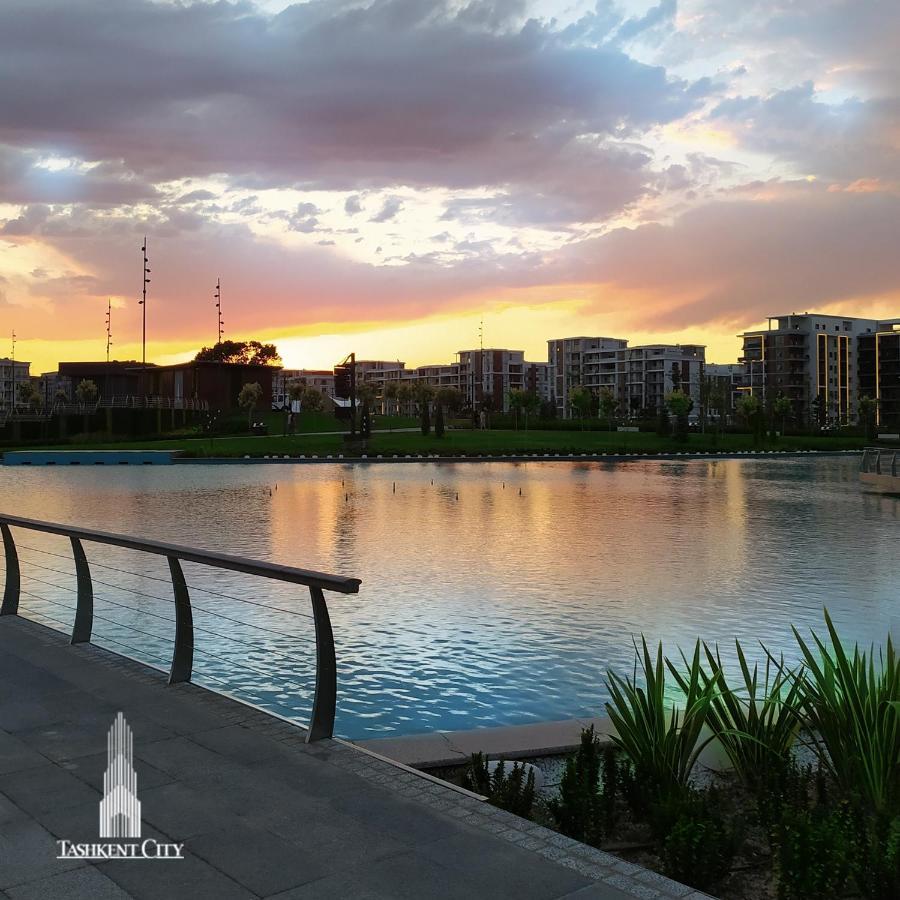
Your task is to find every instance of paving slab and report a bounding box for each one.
[0,616,704,899]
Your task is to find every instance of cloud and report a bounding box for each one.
[0,143,157,206]
[556,183,900,330]
[344,194,362,215]
[370,196,402,223]
[0,0,707,203]
[615,0,676,44]
[710,83,900,182]
[1,203,51,235]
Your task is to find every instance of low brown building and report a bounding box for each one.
[56,360,277,411]
[145,361,277,412]
[57,361,151,400]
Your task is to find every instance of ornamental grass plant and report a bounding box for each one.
[603,637,720,806]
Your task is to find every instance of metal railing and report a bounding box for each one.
[0,513,360,741]
[860,447,898,477]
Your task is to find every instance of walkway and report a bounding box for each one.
[0,618,704,900]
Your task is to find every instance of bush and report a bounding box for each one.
[465,753,535,818]
[547,727,603,844]
[852,813,900,900]
[660,792,740,892]
[772,803,854,900]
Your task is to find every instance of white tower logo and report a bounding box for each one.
[99,712,142,839]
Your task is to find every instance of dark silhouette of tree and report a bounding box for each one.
[195,340,282,366]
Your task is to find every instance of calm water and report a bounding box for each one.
[4,457,898,739]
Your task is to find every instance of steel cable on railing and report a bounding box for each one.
[18,592,171,670]
[18,588,237,689]
[17,558,316,644]
[16,544,317,621]
[20,569,316,652]
[18,572,316,668]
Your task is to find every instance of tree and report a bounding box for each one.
[737,393,764,445]
[665,390,694,442]
[300,386,324,413]
[396,382,414,417]
[568,385,593,429]
[858,395,877,440]
[356,381,377,405]
[521,391,540,430]
[75,379,99,406]
[54,386,69,405]
[811,393,826,431]
[17,382,43,411]
[287,379,305,404]
[434,401,445,437]
[772,393,793,437]
[238,382,263,429]
[195,340,282,367]
[28,386,43,411]
[415,381,434,436]
[432,387,460,438]
[597,387,619,432]
[436,386,462,414]
[384,382,399,417]
[508,388,527,430]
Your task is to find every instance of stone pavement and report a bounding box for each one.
[0,617,708,899]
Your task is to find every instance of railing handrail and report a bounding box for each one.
[0,513,360,594]
[0,512,361,741]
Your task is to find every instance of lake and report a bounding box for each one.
[4,456,898,739]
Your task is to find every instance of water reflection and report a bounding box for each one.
[4,457,898,738]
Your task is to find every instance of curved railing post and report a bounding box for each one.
[307,585,336,742]
[69,536,93,644]
[1,523,20,616]
[167,556,194,684]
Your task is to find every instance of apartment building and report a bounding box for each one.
[272,369,335,409]
[414,363,460,390]
[706,363,744,420]
[354,360,408,389]
[37,371,71,406]
[858,319,900,430]
[456,349,529,412]
[617,344,706,416]
[0,358,31,411]
[739,314,884,424]
[525,361,551,404]
[547,336,629,417]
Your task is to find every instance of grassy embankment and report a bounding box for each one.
[26,427,871,458]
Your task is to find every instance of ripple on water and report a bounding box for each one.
[2,457,897,738]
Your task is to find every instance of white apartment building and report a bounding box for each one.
[272,369,335,409]
[0,358,31,412]
[415,363,460,389]
[617,344,706,416]
[547,337,628,417]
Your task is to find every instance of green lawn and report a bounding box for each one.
[25,428,870,459]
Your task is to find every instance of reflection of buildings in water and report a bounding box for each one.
[269,470,357,569]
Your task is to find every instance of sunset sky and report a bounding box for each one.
[1,0,898,375]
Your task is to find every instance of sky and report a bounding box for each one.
[1,0,898,374]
